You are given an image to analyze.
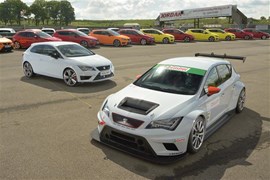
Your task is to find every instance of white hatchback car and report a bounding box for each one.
[92,53,246,161]
[22,42,114,86]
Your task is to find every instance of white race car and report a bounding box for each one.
[92,53,246,161]
[22,41,114,86]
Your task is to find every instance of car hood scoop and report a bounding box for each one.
[118,97,159,115]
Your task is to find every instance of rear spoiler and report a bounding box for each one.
[195,53,246,63]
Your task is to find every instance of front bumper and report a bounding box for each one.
[91,126,187,164]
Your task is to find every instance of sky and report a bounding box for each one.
[0,0,269,20]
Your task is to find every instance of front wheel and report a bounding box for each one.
[184,36,191,42]
[236,88,246,113]
[162,37,169,44]
[80,40,88,48]
[113,40,121,47]
[225,36,231,41]
[208,36,215,42]
[63,68,78,87]
[23,62,34,78]
[187,116,205,153]
[261,35,267,40]
[140,38,147,45]
[244,35,250,40]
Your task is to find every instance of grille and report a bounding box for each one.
[80,76,91,80]
[96,65,110,71]
[100,126,156,156]
[94,72,114,81]
[112,113,144,128]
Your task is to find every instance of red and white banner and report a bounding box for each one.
[160,5,234,21]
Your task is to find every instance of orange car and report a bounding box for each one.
[0,35,14,52]
[90,29,130,47]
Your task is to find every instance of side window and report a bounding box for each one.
[42,45,57,56]
[216,64,231,84]
[58,31,68,36]
[19,32,27,37]
[205,67,220,87]
[30,45,44,54]
[27,32,35,37]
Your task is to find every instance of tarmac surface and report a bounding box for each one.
[0,40,269,179]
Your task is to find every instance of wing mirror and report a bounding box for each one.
[207,86,220,96]
[49,51,60,59]
[136,74,142,79]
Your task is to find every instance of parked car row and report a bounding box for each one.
[0,27,269,52]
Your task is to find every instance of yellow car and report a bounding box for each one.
[0,35,14,52]
[185,29,219,42]
[140,29,175,43]
[206,29,235,41]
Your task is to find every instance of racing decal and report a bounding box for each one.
[156,64,206,76]
[206,97,220,110]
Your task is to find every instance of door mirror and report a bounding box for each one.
[34,35,38,39]
[207,86,220,96]
[136,74,142,79]
[49,51,60,59]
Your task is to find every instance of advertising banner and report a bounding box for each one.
[160,5,233,21]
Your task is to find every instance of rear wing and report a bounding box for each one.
[195,53,246,63]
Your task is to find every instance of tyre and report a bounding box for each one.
[63,68,78,87]
[208,36,215,42]
[23,62,34,78]
[14,41,21,49]
[113,39,121,47]
[225,36,231,41]
[80,40,88,48]
[244,35,250,40]
[261,35,267,40]
[162,37,169,44]
[140,38,147,45]
[236,88,246,113]
[187,116,205,153]
[184,36,190,42]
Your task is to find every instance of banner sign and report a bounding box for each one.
[160,5,234,21]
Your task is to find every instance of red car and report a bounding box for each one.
[162,28,194,42]
[118,29,154,45]
[13,29,61,49]
[53,29,99,48]
[243,28,270,39]
[224,28,253,40]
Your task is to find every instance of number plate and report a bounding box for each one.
[100,70,111,76]
[5,45,11,48]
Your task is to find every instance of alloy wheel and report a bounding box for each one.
[63,69,77,86]
[23,62,34,78]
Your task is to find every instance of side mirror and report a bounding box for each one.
[204,32,208,34]
[49,51,60,59]
[136,74,142,79]
[207,86,220,96]
[34,35,38,39]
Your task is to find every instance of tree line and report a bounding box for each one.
[0,0,75,26]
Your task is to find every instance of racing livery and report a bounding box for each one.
[92,53,246,162]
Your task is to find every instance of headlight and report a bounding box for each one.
[121,38,127,41]
[146,117,182,131]
[78,66,96,71]
[102,100,110,117]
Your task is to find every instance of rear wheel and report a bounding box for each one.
[225,36,231,41]
[140,38,147,45]
[184,36,190,42]
[261,35,267,40]
[14,41,21,49]
[162,37,169,44]
[187,116,205,153]
[80,40,88,48]
[208,36,215,42]
[23,62,34,78]
[236,88,246,113]
[63,68,78,87]
[113,39,121,47]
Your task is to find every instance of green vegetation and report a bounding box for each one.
[0,0,75,26]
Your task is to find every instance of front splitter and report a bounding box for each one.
[90,128,187,164]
